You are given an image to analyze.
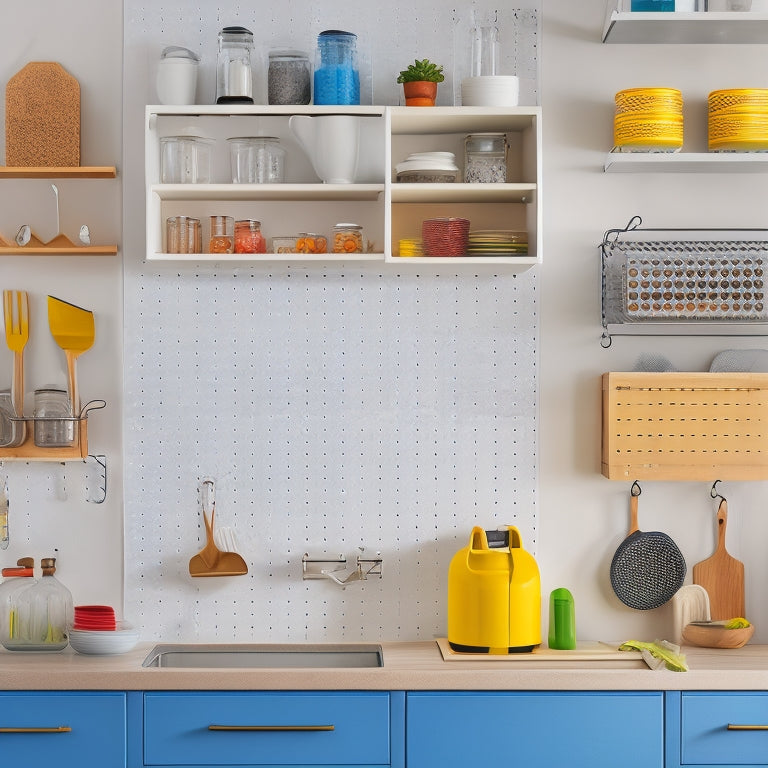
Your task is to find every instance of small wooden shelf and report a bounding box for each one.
[0,166,117,179]
[0,245,118,256]
[0,420,88,461]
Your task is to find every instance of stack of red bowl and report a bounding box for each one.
[73,605,116,631]
[421,217,470,257]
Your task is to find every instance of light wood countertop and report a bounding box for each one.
[1,641,768,691]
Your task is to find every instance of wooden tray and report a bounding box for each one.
[436,638,635,662]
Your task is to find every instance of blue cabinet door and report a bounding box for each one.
[406,691,663,768]
[0,691,126,768]
[144,691,391,766]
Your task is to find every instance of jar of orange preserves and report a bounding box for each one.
[234,219,266,253]
[332,223,363,253]
[296,232,328,253]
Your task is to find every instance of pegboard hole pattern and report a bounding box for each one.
[123,0,540,643]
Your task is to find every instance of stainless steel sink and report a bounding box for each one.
[142,643,383,668]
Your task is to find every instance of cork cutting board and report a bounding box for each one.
[6,62,80,166]
[436,638,635,662]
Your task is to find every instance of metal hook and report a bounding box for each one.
[710,479,726,503]
[631,480,642,497]
[602,215,643,247]
[600,330,612,348]
[84,454,107,504]
[201,478,215,515]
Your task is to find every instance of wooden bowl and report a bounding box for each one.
[682,622,754,649]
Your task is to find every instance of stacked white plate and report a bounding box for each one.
[69,621,140,655]
[461,76,519,107]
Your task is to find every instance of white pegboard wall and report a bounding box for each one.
[123,266,538,642]
[123,0,540,643]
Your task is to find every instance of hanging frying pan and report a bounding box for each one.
[610,481,687,610]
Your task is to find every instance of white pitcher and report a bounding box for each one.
[288,114,360,184]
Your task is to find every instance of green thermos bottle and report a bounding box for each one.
[548,587,576,650]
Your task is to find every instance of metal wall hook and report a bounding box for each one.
[631,480,642,497]
[84,454,107,504]
[710,479,726,503]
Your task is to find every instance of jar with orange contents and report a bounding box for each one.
[332,223,363,253]
[296,232,328,254]
[234,219,266,253]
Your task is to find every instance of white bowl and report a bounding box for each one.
[69,623,139,656]
[461,76,519,107]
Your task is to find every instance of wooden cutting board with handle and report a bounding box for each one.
[693,499,745,621]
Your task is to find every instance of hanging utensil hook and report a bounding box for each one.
[710,479,726,503]
[202,478,215,513]
[631,480,642,497]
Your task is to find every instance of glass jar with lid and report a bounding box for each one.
[332,223,363,253]
[235,220,267,254]
[34,388,75,447]
[464,133,508,183]
[314,30,360,105]
[227,137,285,184]
[268,49,311,105]
[216,26,254,104]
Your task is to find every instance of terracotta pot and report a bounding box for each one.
[403,81,438,106]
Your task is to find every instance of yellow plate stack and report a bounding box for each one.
[614,87,683,152]
[708,89,768,152]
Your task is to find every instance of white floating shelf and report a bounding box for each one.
[602,9,768,44]
[604,152,768,173]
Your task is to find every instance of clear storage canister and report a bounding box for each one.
[268,49,311,105]
[34,388,75,447]
[314,30,360,105]
[228,137,285,183]
[464,132,507,183]
[234,219,267,254]
[216,26,254,104]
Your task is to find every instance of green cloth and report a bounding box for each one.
[619,639,688,672]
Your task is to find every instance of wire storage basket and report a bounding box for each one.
[600,217,768,344]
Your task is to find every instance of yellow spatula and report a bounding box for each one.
[47,296,95,417]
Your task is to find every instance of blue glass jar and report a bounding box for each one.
[314,30,360,105]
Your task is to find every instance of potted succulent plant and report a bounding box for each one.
[397,58,445,106]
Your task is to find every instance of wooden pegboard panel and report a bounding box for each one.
[5,62,80,167]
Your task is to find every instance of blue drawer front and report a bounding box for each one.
[0,691,126,768]
[682,692,768,765]
[144,692,390,765]
[407,691,663,768]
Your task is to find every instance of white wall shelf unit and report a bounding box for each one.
[602,6,768,44]
[604,152,768,173]
[146,105,542,271]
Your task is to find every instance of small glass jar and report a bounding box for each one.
[34,388,74,447]
[296,233,328,254]
[234,220,267,254]
[216,26,254,104]
[464,133,507,183]
[332,223,363,253]
[268,49,311,105]
[228,137,285,183]
[314,30,360,105]
[209,215,234,254]
[166,216,201,254]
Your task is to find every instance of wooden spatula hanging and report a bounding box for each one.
[693,494,745,621]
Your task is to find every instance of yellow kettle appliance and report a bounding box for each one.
[447,525,541,653]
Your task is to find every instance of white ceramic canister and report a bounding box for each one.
[156,46,200,105]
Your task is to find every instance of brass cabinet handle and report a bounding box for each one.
[0,726,72,733]
[209,724,334,732]
[727,724,768,731]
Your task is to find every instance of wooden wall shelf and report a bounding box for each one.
[0,166,117,179]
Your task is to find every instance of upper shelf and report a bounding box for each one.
[602,9,768,43]
[0,166,117,179]
[604,152,768,172]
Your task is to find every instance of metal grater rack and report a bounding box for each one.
[601,216,768,346]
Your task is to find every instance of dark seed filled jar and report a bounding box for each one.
[268,49,311,105]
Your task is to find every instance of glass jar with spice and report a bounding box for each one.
[209,215,234,253]
[332,223,363,253]
[234,220,266,254]
[268,49,311,105]
[464,133,507,183]
[296,233,328,254]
